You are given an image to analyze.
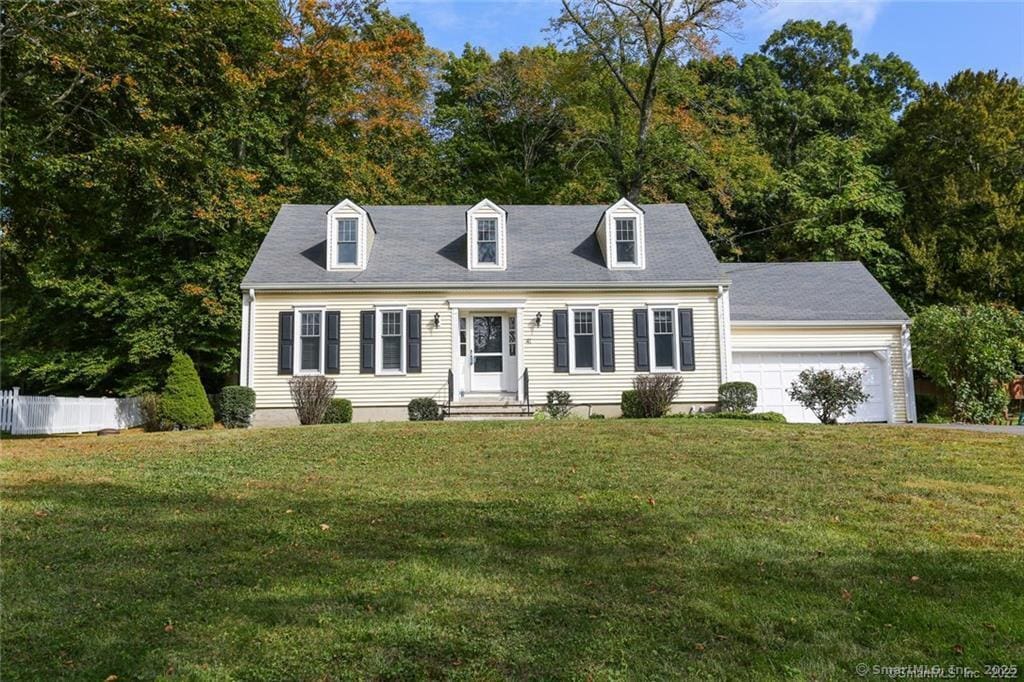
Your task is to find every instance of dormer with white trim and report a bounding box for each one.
[466,199,507,271]
[326,199,375,271]
[596,198,646,270]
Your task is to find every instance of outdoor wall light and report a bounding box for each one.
[534,312,542,326]
[433,312,441,328]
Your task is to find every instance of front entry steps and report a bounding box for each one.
[446,401,534,421]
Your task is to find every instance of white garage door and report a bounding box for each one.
[732,351,889,423]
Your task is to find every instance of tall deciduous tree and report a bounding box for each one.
[891,71,1024,310]
[553,0,746,201]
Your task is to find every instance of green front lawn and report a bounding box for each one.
[3,421,1021,680]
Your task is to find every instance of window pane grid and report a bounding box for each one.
[572,310,595,370]
[382,311,402,337]
[477,218,497,263]
[574,311,594,335]
[301,312,320,337]
[508,316,516,357]
[615,218,634,241]
[338,219,357,242]
[653,309,675,368]
[653,310,674,335]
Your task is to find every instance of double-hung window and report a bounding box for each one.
[615,218,636,264]
[298,310,323,373]
[477,218,497,264]
[337,218,358,265]
[570,309,598,372]
[380,310,404,372]
[651,308,677,371]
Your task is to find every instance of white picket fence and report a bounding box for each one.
[0,388,143,436]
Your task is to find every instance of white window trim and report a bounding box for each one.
[604,198,646,270]
[294,308,326,375]
[335,217,359,266]
[325,199,371,272]
[568,307,600,374]
[466,199,507,271]
[475,217,499,266]
[375,306,407,375]
[648,306,680,373]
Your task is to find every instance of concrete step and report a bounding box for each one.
[446,412,534,421]
[446,402,534,421]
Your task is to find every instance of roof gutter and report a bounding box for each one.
[731,319,909,327]
[241,279,732,292]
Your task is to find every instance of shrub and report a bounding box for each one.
[545,390,573,419]
[914,393,945,423]
[289,375,336,425]
[140,392,171,432]
[620,390,643,418]
[408,397,443,421]
[912,304,1024,423]
[588,413,605,419]
[159,353,214,429]
[532,410,550,421]
[220,386,256,429]
[718,382,757,413]
[632,374,683,418]
[787,367,868,425]
[323,398,353,424]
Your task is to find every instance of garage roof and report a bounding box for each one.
[723,262,909,322]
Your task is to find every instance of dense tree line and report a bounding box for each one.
[2,0,1021,395]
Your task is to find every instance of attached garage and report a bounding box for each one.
[732,350,890,423]
[723,262,917,424]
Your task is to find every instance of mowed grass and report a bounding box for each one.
[2,420,1022,680]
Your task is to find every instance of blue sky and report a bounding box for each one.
[386,0,1024,85]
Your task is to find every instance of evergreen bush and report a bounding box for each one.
[718,382,757,413]
[220,386,256,428]
[323,398,353,424]
[408,397,442,421]
[159,353,214,429]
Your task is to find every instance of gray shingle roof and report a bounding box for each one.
[241,203,724,288]
[723,262,908,322]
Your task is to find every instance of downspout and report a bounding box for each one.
[902,321,918,423]
[717,285,732,384]
[248,288,256,389]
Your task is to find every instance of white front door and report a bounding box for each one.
[469,314,507,393]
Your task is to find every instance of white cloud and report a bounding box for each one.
[750,0,886,33]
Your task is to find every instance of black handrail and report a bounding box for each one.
[447,368,454,416]
[523,368,530,413]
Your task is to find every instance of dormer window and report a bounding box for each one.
[598,198,646,270]
[477,218,497,264]
[466,199,507,270]
[615,218,636,264]
[336,218,358,265]
[326,199,374,271]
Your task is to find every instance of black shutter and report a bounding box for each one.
[633,308,649,371]
[553,309,569,373]
[407,310,422,373]
[278,311,294,375]
[359,310,375,374]
[678,308,695,371]
[599,309,615,372]
[325,311,340,374]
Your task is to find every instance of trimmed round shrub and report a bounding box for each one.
[220,386,256,429]
[588,413,606,419]
[719,381,757,413]
[408,397,443,421]
[159,352,214,429]
[323,398,353,424]
[621,390,643,418]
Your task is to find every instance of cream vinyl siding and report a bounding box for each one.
[251,289,723,408]
[729,325,908,422]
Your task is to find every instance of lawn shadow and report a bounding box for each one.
[3,480,1022,679]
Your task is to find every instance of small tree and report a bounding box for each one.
[719,381,757,413]
[159,353,214,429]
[545,390,573,419]
[632,374,683,418]
[289,376,336,425]
[787,368,868,425]
[911,304,1024,423]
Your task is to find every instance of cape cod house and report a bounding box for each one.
[239,199,917,424]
